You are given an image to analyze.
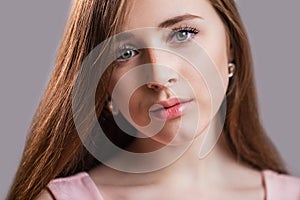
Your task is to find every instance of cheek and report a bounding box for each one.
[107,71,119,95]
[211,34,229,91]
[211,47,229,93]
[198,20,230,93]
[128,88,151,126]
[199,43,229,94]
[184,68,210,105]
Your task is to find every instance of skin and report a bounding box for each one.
[38,0,265,199]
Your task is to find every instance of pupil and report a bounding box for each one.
[123,50,131,58]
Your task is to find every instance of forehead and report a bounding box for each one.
[122,0,217,30]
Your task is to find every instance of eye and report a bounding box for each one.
[117,47,139,62]
[170,26,199,43]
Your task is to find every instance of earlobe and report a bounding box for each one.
[107,97,119,115]
[228,62,236,78]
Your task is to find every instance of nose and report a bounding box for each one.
[145,48,179,92]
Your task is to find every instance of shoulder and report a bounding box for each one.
[262,170,300,200]
[35,189,54,200]
[46,172,104,200]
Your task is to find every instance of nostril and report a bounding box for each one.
[147,83,160,90]
[168,78,177,85]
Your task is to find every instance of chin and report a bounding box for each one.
[150,117,211,146]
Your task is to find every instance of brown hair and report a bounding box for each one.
[7,0,287,199]
[211,0,286,173]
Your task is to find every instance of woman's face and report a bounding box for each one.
[108,0,230,145]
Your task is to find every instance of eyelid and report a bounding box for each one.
[118,44,137,51]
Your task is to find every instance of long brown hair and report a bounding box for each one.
[7,0,287,199]
[211,0,286,173]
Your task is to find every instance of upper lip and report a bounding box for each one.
[149,97,192,112]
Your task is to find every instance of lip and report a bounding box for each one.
[149,97,193,120]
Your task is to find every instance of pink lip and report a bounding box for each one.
[149,98,193,120]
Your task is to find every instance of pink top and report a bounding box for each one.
[263,170,300,200]
[47,170,300,200]
[47,172,104,200]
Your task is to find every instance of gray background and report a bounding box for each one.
[0,0,299,198]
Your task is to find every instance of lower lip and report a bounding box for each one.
[149,101,192,120]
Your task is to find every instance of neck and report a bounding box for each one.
[89,113,264,192]
[107,113,242,186]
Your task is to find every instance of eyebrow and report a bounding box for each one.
[115,14,203,43]
[158,14,203,28]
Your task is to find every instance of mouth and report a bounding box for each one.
[149,97,193,120]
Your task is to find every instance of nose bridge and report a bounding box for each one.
[145,48,179,86]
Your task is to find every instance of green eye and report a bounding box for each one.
[117,48,138,61]
[175,31,190,42]
[121,50,134,59]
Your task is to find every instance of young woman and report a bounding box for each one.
[7,0,300,199]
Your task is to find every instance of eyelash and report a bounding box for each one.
[116,25,200,62]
